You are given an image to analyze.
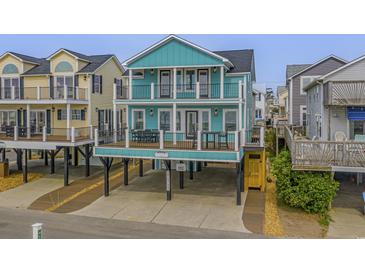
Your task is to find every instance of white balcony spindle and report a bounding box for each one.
[113,83,117,100]
[94,129,99,146]
[160,130,164,149]
[125,129,129,148]
[42,126,47,142]
[71,127,75,143]
[235,131,239,151]
[14,126,18,141]
[197,130,201,151]
[37,86,41,100]
[64,85,68,99]
[196,82,200,99]
[151,82,154,100]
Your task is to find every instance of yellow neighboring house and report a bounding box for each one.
[0,49,124,184]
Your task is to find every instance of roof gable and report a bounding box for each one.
[125,35,232,69]
[47,49,91,62]
[0,52,42,65]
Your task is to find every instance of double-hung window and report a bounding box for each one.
[93,75,102,94]
[224,110,238,131]
[202,111,210,131]
[185,70,195,91]
[133,110,145,130]
[300,76,318,95]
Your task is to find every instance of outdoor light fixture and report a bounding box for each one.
[150,69,154,75]
[213,67,217,73]
[83,75,87,81]
[95,107,99,112]
[84,107,87,112]
[213,108,218,116]
[51,107,55,113]
[150,108,154,116]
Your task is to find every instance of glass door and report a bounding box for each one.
[2,78,19,99]
[350,120,365,140]
[55,76,73,99]
[160,70,171,98]
[198,69,209,98]
[186,111,198,139]
[30,111,46,134]
[0,111,16,131]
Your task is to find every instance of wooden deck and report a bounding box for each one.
[0,133,91,143]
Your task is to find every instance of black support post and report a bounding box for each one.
[16,149,22,171]
[28,149,32,160]
[139,159,143,177]
[50,150,55,174]
[23,149,28,183]
[164,160,172,201]
[152,159,155,170]
[85,144,90,177]
[189,161,193,180]
[204,161,207,167]
[123,158,129,186]
[64,147,69,186]
[179,161,184,189]
[197,161,202,172]
[44,150,48,166]
[73,146,78,166]
[236,163,241,206]
[1,148,6,162]
[100,157,113,197]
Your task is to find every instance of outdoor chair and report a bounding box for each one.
[218,131,229,149]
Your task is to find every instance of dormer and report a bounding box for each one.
[0,52,40,76]
[47,49,91,74]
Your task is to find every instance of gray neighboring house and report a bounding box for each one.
[286,55,347,126]
[305,55,365,141]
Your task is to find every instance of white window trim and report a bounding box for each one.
[300,105,307,126]
[199,109,211,131]
[0,110,18,130]
[223,109,238,132]
[131,108,146,130]
[54,74,75,88]
[93,75,102,94]
[132,69,144,79]
[158,108,172,132]
[300,75,320,95]
[184,69,197,91]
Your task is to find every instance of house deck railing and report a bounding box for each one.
[115,82,243,100]
[284,126,365,168]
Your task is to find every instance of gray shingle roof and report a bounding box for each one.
[286,64,311,79]
[8,52,43,64]
[21,51,116,75]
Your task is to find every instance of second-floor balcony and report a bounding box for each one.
[116,82,243,101]
[0,86,88,101]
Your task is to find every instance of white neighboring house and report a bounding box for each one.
[304,54,365,141]
[253,83,266,123]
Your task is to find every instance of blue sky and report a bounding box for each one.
[1,34,365,90]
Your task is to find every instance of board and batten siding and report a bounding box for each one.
[128,39,224,68]
[290,57,346,125]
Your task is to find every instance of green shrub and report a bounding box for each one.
[271,150,339,214]
[265,128,276,158]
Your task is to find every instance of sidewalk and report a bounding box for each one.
[327,207,365,238]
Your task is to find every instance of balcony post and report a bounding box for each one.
[26,104,30,139]
[220,66,224,99]
[243,78,247,131]
[172,103,177,145]
[89,125,93,140]
[235,131,239,151]
[151,82,154,100]
[37,86,41,100]
[173,68,177,99]
[125,129,129,148]
[14,126,18,141]
[196,82,200,99]
[94,129,99,146]
[75,87,79,100]
[66,104,71,140]
[238,102,242,130]
[113,83,117,101]
[42,126,47,142]
[241,128,246,146]
[197,131,201,151]
[71,127,75,143]
[238,80,242,99]
[260,126,265,147]
[128,69,133,99]
[64,85,67,100]
[11,86,15,100]
[160,130,164,149]
[113,103,117,143]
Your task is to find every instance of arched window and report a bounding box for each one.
[2,64,19,74]
[55,61,73,73]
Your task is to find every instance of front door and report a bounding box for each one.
[30,111,46,134]
[186,111,198,139]
[198,69,209,98]
[160,70,171,98]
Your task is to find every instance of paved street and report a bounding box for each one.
[0,207,263,239]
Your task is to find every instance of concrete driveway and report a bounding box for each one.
[72,166,250,233]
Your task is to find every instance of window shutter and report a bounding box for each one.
[57,109,62,120]
[99,76,103,94]
[19,77,24,99]
[74,75,78,97]
[22,110,27,127]
[49,76,54,99]
[17,109,21,127]
[46,109,51,133]
[97,110,101,130]
[92,75,95,93]
[81,109,85,120]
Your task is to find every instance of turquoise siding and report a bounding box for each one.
[128,39,224,68]
[95,147,239,162]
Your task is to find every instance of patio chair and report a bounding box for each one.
[335,131,347,142]
[218,131,229,149]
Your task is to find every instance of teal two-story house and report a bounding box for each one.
[94,35,261,205]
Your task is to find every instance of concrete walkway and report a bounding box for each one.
[73,167,250,233]
[327,207,365,238]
